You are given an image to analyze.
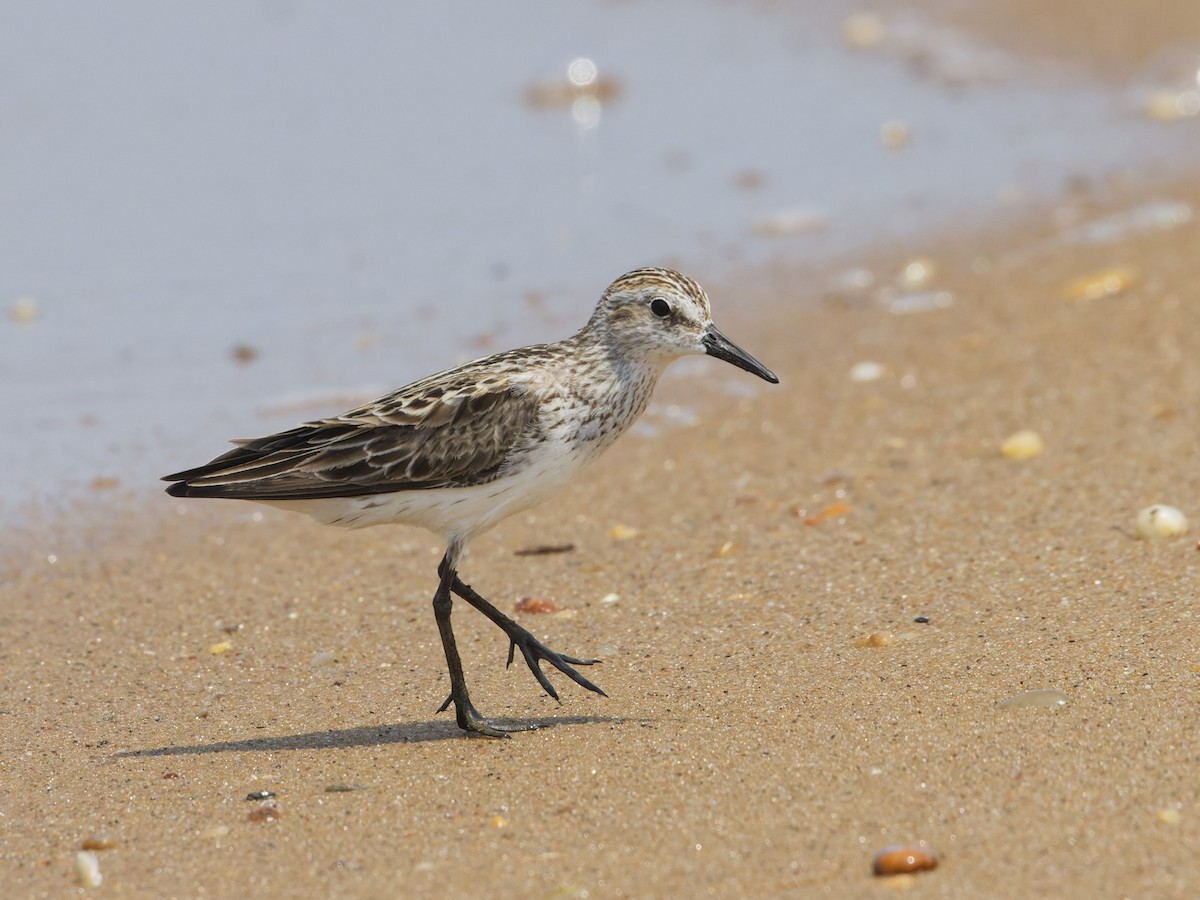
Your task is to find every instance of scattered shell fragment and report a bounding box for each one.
[610,524,639,541]
[1000,430,1044,460]
[997,688,1069,709]
[80,836,118,852]
[732,169,765,191]
[882,289,953,314]
[524,59,621,108]
[8,296,39,324]
[709,541,737,558]
[1144,89,1200,121]
[1133,47,1200,121]
[1060,201,1193,244]
[309,650,336,668]
[803,501,850,525]
[514,543,575,557]
[751,208,828,237]
[1133,504,1189,540]
[898,257,936,290]
[872,844,938,876]
[880,120,910,149]
[842,12,886,49]
[75,851,103,887]
[248,801,283,823]
[600,593,620,605]
[1157,807,1182,826]
[1062,267,1137,301]
[230,343,259,364]
[855,633,895,648]
[489,815,509,829]
[849,361,886,383]
[515,597,558,614]
[207,640,234,655]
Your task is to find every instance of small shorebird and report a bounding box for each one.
[164,268,778,736]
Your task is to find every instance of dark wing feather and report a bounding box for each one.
[162,379,541,500]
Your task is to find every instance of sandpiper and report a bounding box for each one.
[164,268,778,736]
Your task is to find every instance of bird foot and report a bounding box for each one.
[502,626,607,702]
[435,694,542,737]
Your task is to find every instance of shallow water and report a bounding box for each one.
[1,0,1197,519]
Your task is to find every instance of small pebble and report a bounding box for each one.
[309,650,336,668]
[489,815,508,829]
[610,524,639,540]
[599,593,620,605]
[325,783,369,793]
[207,640,234,655]
[75,851,103,888]
[1133,504,1189,540]
[245,790,276,801]
[997,688,1069,709]
[1000,430,1044,460]
[709,541,737,558]
[872,844,938,876]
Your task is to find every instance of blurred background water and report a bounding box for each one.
[1,0,1198,520]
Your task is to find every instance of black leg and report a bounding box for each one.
[436,557,606,702]
[432,551,545,737]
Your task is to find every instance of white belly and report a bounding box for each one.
[259,439,592,539]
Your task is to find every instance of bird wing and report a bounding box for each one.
[162,369,543,500]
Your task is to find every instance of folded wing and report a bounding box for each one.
[163,375,540,500]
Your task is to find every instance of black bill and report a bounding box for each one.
[702,325,779,383]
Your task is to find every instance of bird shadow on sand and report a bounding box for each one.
[113,715,624,758]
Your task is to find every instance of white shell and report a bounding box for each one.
[1000,429,1045,459]
[849,361,885,383]
[75,851,102,888]
[1133,504,1189,539]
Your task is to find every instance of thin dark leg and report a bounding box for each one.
[436,557,606,702]
[432,550,540,737]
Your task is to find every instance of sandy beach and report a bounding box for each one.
[4,4,1200,898]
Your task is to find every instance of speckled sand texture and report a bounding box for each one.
[6,3,1200,891]
[4,166,1200,897]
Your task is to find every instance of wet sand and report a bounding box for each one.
[6,2,1200,893]
[5,165,1200,897]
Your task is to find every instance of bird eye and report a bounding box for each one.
[650,297,671,318]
